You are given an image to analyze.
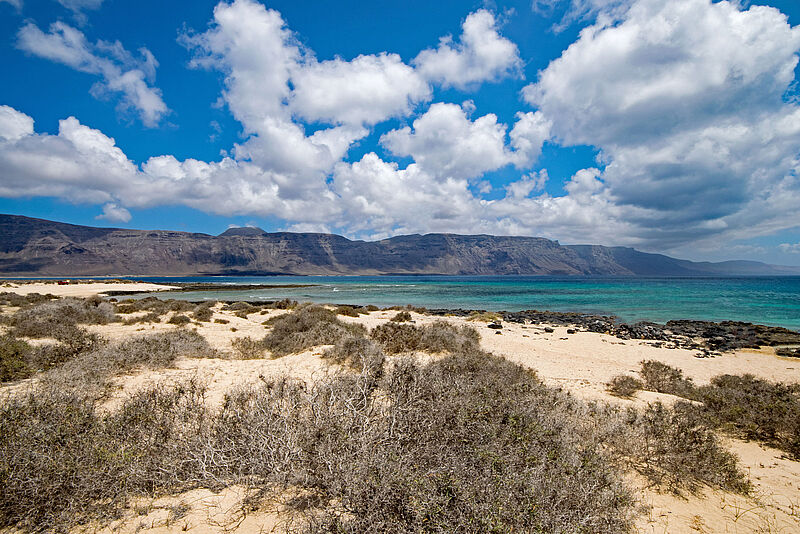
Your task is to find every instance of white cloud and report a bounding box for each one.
[414,9,522,89]
[380,103,511,181]
[57,0,104,24]
[380,103,550,181]
[533,0,632,31]
[1,0,21,9]
[779,242,800,254]
[523,0,800,249]
[289,53,430,126]
[96,202,130,223]
[0,105,34,141]
[57,0,103,10]
[17,22,168,126]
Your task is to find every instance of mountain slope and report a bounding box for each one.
[1,214,798,276]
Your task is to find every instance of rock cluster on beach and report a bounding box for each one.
[427,308,800,356]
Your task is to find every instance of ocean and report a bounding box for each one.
[129,275,800,331]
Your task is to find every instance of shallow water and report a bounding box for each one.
[126,275,800,330]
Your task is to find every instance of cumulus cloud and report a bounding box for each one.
[0,105,34,141]
[524,0,800,249]
[779,242,800,254]
[1,0,21,9]
[17,22,168,126]
[413,9,522,89]
[96,202,131,223]
[380,103,550,181]
[290,53,430,126]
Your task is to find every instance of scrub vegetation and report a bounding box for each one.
[0,298,770,533]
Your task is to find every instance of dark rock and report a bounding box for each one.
[566,328,577,334]
[487,322,503,330]
[544,327,554,333]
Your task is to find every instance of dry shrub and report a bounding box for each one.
[0,335,32,382]
[0,328,753,533]
[467,310,502,322]
[231,336,265,359]
[0,292,57,308]
[272,298,297,310]
[639,360,697,399]
[322,336,385,373]
[167,314,191,326]
[335,305,359,317]
[389,311,412,322]
[364,305,379,312]
[371,320,480,354]
[122,311,162,325]
[0,381,209,533]
[10,297,117,340]
[115,297,194,318]
[41,330,216,396]
[693,374,800,458]
[261,305,366,357]
[636,362,800,459]
[192,304,214,322]
[607,375,643,398]
[603,402,751,494]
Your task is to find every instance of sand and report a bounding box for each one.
[1,281,176,298]
[2,294,799,533]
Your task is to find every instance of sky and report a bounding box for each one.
[1,0,800,265]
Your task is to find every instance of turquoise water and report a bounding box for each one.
[130,275,800,331]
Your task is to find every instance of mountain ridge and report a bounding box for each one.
[1,214,798,277]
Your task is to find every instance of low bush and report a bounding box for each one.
[607,375,643,398]
[639,360,697,399]
[192,304,214,322]
[0,335,32,382]
[261,305,366,357]
[167,314,191,326]
[0,292,57,308]
[40,330,216,396]
[693,374,800,458]
[9,297,117,340]
[605,402,751,494]
[122,311,162,325]
[389,311,412,322]
[231,336,265,359]
[322,336,385,373]
[371,320,480,354]
[0,324,754,533]
[335,305,362,317]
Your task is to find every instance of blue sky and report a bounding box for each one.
[1,0,800,265]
